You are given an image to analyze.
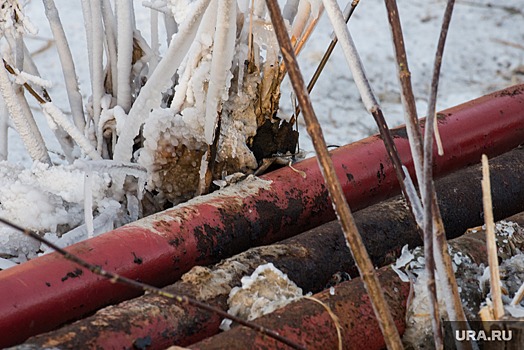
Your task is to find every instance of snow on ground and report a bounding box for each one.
[1,1,523,265]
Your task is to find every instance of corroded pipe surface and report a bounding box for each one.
[1,85,524,347]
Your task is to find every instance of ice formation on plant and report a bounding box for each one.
[138,0,308,203]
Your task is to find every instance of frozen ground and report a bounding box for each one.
[0,0,523,267]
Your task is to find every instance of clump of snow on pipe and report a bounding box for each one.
[220,262,304,331]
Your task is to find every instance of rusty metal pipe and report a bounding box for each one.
[189,226,510,350]
[18,147,524,350]
[1,85,524,347]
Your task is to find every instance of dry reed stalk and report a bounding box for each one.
[266,0,404,348]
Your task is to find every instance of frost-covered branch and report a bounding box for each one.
[0,65,50,164]
[102,0,118,96]
[42,0,86,131]
[204,0,236,144]
[116,0,134,112]
[43,103,102,160]
[90,1,105,135]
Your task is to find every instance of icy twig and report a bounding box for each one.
[265,1,403,349]
[90,1,105,133]
[113,0,211,163]
[289,1,310,47]
[3,60,46,103]
[280,1,324,77]
[481,154,504,319]
[0,63,49,164]
[42,0,86,131]
[421,1,456,347]
[0,217,306,350]
[43,103,102,160]
[4,58,75,162]
[204,0,236,144]
[293,4,323,57]
[116,0,134,112]
[81,0,93,76]
[102,0,118,96]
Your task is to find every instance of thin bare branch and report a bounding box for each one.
[421,1,456,347]
[481,154,504,319]
[0,216,305,350]
[266,1,403,348]
[384,0,424,191]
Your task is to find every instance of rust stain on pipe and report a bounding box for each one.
[190,268,410,350]
[1,85,524,347]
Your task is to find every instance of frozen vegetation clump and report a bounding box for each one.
[0,1,326,265]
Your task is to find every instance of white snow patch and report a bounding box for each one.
[220,262,303,330]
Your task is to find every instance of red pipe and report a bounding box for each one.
[189,267,410,350]
[1,85,523,347]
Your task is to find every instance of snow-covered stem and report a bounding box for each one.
[204,0,237,144]
[81,0,93,93]
[102,0,118,97]
[265,1,403,349]
[384,0,424,193]
[481,155,504,319]
[113,0,212,163]
[420,2,456,347]
[292,4,324,57]
[116,0,133,112]
[0,216,306,350]
[0,65,50,164]
[290,1,310,46]
[90,1,105,134]
[43,103,102,160]
[42,0,86,131]
[321,0,378,112]
[0,96,7,161]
